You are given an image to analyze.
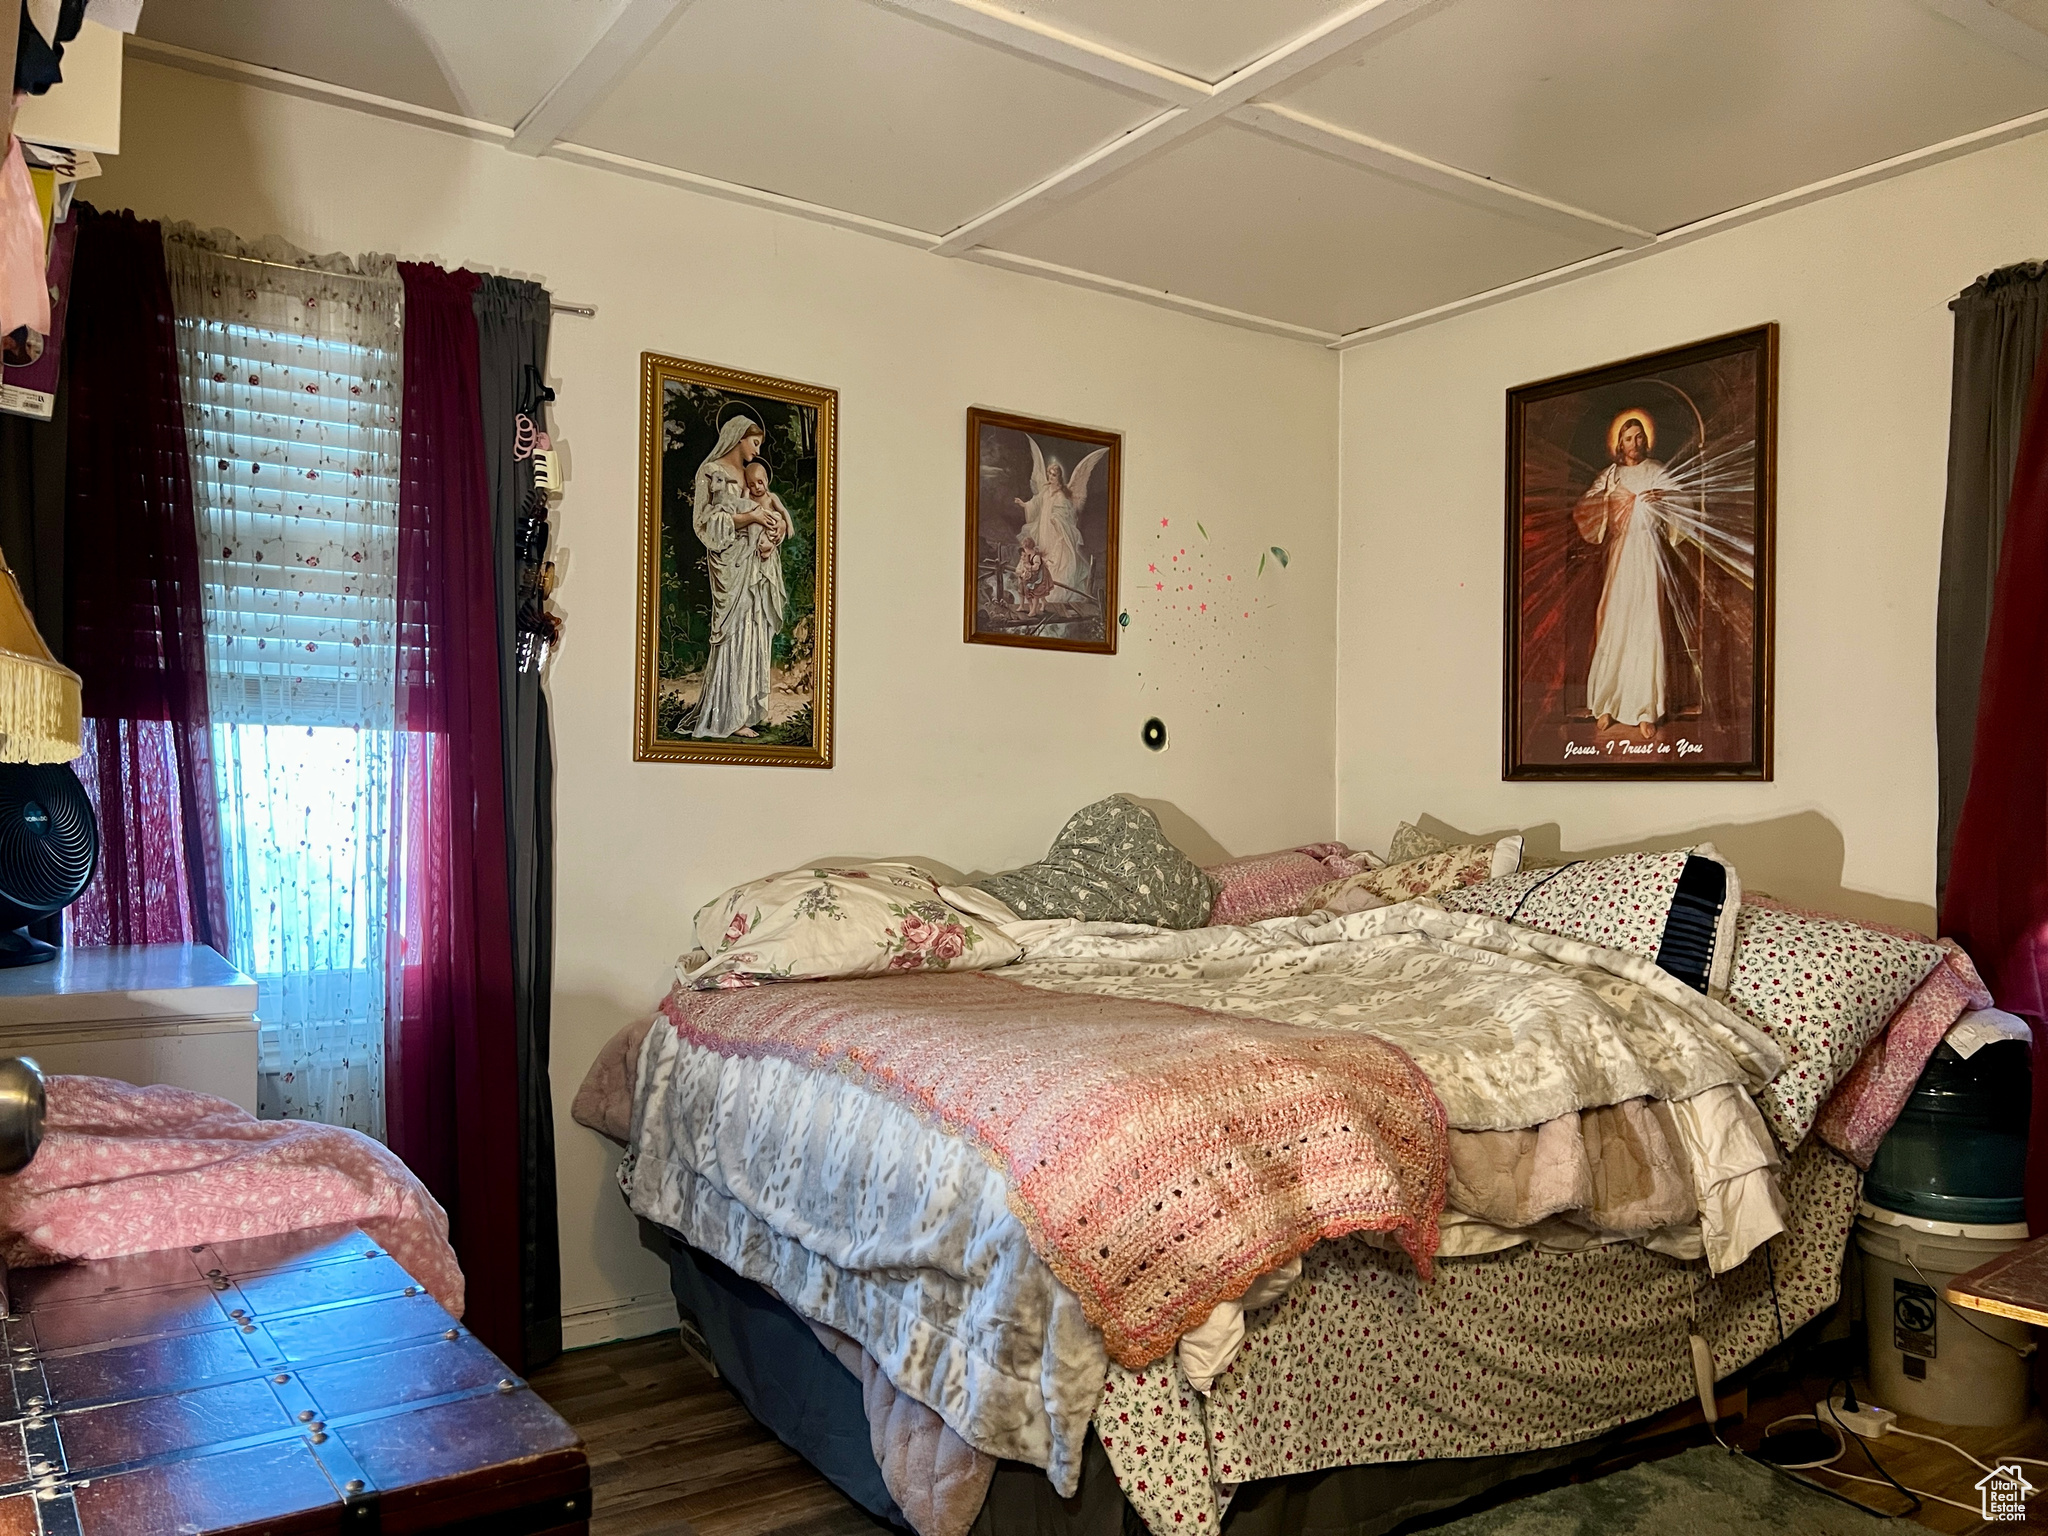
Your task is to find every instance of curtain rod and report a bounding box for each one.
[171,244,597,317]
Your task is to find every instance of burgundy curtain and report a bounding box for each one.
[386,263,525,1368]
[62,206,226,949]
[1940,334,2048,1234]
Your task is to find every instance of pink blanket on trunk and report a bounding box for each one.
[659,969,1447,1369]
[0,1076,463,1316]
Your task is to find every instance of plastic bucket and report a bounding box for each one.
[1855,1201,2034,1426]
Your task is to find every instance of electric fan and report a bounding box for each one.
[0,762,98,967]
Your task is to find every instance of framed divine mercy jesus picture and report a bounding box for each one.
[1503,324,1776,782]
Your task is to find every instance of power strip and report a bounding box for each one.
[1826,1395,1897,1439]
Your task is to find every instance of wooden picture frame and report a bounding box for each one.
[634,352,836,767]
[1503,324,1777,781]
[964,407,1121,655]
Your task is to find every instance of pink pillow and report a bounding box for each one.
[1815,944,1988,1168]
[1205,843,1375,926]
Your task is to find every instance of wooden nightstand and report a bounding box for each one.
[0,944,258,1111]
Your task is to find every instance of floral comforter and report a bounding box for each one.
[1011,906,1786,1130]
[619,904,1790,1505]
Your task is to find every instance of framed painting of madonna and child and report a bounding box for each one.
[1503,324,1776,782]
[965,406,1121,655]
[635,353,836,767]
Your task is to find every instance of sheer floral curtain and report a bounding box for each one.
[163,227,403,1137]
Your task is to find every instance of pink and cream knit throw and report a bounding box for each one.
[659,969,1447,1369]
[0,1076,463,1315]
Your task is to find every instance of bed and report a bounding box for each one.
[572,805,1982,1536]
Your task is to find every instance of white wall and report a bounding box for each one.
[1337,131,2048,933]
[101,50,2041,1339]
[97,62,1341,1338]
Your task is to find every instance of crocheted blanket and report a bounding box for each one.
[657,969,1447,1369]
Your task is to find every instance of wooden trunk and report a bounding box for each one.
[0,1224,588,1535]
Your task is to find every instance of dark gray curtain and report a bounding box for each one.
[0,380,68,660]
[1938,263,2048,896]
[0,376,69,949]
[473,276,561,1368]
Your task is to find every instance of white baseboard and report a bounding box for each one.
[559,1289,680,1351]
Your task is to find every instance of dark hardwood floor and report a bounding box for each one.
[1732,1372,2048,1536]
[532,1332,2048,1536]
[530,1330,889,1536]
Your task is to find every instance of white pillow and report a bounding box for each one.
[686,860,1022,989]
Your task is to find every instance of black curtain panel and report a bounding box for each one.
[0,375,67,661]
[1,363,68,948]
[472,275,561,1369]
[1937,262,2048,896]
[64,207,228,950]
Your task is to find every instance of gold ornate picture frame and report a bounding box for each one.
[635,353,836,767]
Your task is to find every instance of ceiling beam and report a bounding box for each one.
[1234,102,1654,248]
[930,0,1447,257]
[1914,0,2048,71]
[126,35,515,142]
[116,36,1342,344]
[965,246,1341,342]
[862,0,1207,105]
[507,0,694,156]
[127,38,1342,344]
[547,139,940,248]
[1334,98,2048,347]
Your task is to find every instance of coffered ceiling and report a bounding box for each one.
[129,0,2048,345]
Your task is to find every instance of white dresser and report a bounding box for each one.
[0,945,259,1112]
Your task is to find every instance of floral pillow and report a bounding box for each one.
[1386,822,1450,864]
[974,795,1216,929]
[1438,846,1743,997]
[1205,842,1379,926]
[1299,835,1522,915]
[686,861,1021,989]
[1723,902,1948,1150]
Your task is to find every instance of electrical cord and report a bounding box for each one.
[1751,1406,1971,1519]
[1753,1392,1982,1520]
[1902,1250,2036,1358]
[1758,1411,1844,1470]
[1796,1375,2048,1518]
[1807,1466,1981,1516]
[1887,1424,2048,1474]
[1824,1380,1921,1517]
[1732,1243,1913,1519]
[1763,1239,1790,1348]
[1738,1229,2041,1519]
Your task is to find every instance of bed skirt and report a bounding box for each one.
[662,1234,1613,1536]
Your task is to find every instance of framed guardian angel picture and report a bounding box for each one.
[635,353,836,767]
[964,407,1121,654]
[1503,324,1776,781]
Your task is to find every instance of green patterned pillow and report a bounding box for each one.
[1387,821,1450,863]
[975,796,1216,928]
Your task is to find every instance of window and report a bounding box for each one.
[166,242,404,1136]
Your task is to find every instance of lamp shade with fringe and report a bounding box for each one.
[0,554,81,764]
